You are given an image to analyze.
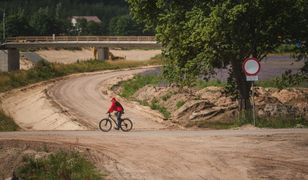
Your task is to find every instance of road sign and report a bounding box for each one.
[246,75,258,81]
[243,58,260,76]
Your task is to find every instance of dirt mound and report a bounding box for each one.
[131,85,308,127]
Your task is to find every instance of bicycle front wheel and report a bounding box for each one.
[120,118,133,132]
[99,118,112,132]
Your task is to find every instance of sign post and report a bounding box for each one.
[243,58,261,126]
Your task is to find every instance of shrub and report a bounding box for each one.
[120,75,161,98]
[150,98,171,119]
[15,150,103,179]
[176,100,185,109]
[161,92,172,101]
[0,111,19,131]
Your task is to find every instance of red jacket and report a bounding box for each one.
[107,101,124,113]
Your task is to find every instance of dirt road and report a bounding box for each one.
[1,67,308,179]
[48,68,166,130]
[1,129,307,179]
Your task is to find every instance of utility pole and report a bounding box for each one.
[3,9,5,41]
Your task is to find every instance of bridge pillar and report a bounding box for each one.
[94,47,109,60]
[0,48,20,72]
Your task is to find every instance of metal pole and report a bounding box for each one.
[2,10,5,41]
[252,82,256,126]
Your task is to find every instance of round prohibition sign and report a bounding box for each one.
[243,58,261,76]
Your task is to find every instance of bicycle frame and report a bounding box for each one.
[108,113,121,127]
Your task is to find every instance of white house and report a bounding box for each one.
[71,16,102,26]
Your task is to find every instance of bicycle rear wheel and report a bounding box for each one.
[120,118,133,132]
[99,119,112,132]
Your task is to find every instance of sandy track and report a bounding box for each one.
[1,67,166,131]
[0,129,307,179]
[48,68,166,130]
[1,83,86,130]
[1,67,308,179]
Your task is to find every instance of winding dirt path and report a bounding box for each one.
[1,67,308,179]
[48,67,166,130]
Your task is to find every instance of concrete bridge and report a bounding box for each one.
[0,36,160,72]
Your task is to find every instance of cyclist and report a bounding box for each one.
[107,97,124,130]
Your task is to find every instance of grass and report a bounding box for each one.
[0,111,19,131]
[255,116,307,128]
[257,70,308,89]
[150,98,171,119]
[186,121,240,129]
[161,92,172,101]
[0,59,161,93]
[186,109,307,129]
[195,79,226,89]
[176,100,185,109]
[15,150,104,179]
[119,74,162,98]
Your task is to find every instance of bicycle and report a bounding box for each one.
[99,113,133,132]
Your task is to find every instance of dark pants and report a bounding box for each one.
[115,111,123,128]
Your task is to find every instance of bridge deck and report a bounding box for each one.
[2,36,160,49]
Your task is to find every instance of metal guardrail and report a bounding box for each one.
[6,36,156,42]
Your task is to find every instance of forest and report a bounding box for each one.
[0,0,150,41]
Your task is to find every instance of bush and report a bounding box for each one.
[258,70,308,89]
[195,79,225,89]
[150,98,171,119]
[0,111,19,131]
[120,75,161,98]
[161,92,172,101]
[15,150,103,179]
[176,100,185,109]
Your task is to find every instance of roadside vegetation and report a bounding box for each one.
[0,111,19,131]
[0,59,161,93]
[118,74,171,119]
[119,74,161,98]
[187,116,307,129]
[0,59,160,131]
[15,150,104,179]
[117,73,307,129]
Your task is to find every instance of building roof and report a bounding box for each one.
[72,16,102,23]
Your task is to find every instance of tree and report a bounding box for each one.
[108,15,146,35]
[128,0,308,111]
[3,11,33,37]
[30,7,64,35]
[87,21,103,35]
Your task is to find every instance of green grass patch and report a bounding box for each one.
[186,121,239,129]
[161,92,172,101]
[257,70,308,89]
[0,111,19,131]
[186,109,307,129]
[0,59,161,93]
[15,150,104,179]
[195,79,226,89]
[255,116,307,128]
[176,100,185,109]
[150,98,171,119]
[119,74,162,98]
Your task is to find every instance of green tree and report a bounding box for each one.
[128,0,308,110]
[87,21,103,35]
[109,15,148,35]
[30,7,65,35]
[75,18,88,35]
[2,11,33,38]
